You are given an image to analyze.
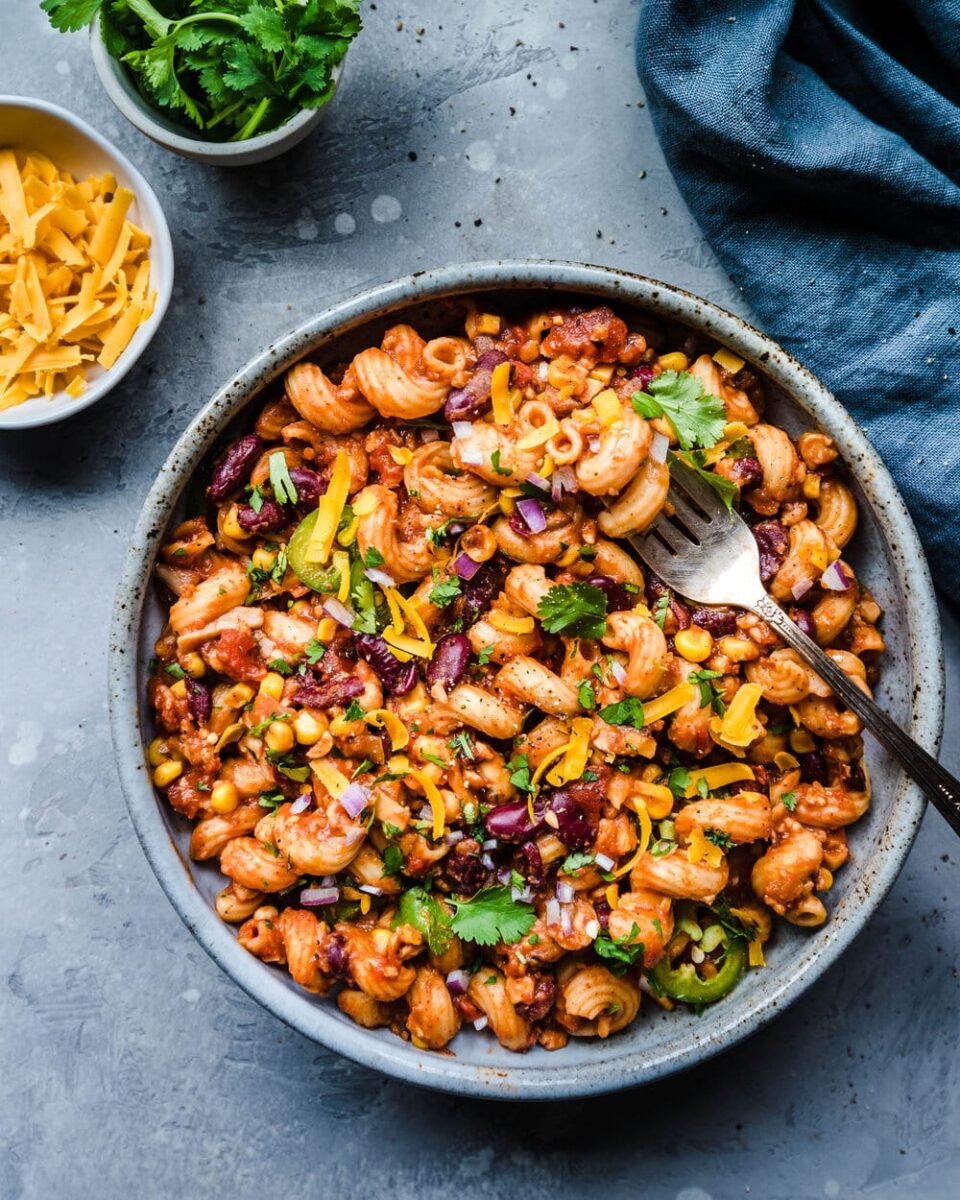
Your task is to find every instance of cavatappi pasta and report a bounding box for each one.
[146,303,884,1052]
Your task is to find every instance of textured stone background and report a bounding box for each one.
[2,2,959,1197]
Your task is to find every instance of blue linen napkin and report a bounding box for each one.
[636,0,960,592]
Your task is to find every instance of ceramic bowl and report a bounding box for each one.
[108,261,943,1099]
[0,95,173,430]
[89,13,342,167]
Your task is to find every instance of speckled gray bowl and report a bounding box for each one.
[108,261,943,1099]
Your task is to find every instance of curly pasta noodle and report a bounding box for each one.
[146,301,884,1053]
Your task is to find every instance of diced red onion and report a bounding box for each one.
[459,446,483,465]
[320,875,336,887]
[650,432,670,463]
[453,552,482,581]
[791,577,813,600]
[358,884,384,896]
[472,1015,489,1031]
[556,881,575,904]
[517,886,534,904]
[515,497,547,534]
[290,792,312,815]
[525,471,550,492]
[551,465,577,503]
[587,436,601,454]
[324,598,356,627]
[821,561,852,592]
[446,969,470,995]
[482,838,498,851]
[445,830,465,846]
[611,659,627,686]
[300,886,339,906]
[560,904,573,935]
[497,867,513,885]
[339,782,370,819]
[481,853,496,870]
[452,421,474,440]
[365,566,397,588]
[594,852,615,872]
[545,897,561,926]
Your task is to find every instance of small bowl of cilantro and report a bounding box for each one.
[42,0,362,166]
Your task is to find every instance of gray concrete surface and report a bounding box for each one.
[2,2,959,1197]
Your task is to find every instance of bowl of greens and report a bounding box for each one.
[42,0,361,166]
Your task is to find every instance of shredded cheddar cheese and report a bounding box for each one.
[684,762,755,798]
[630,780,674,820]
[490,360,518,425]
[686,826,724,869]
[489,611,535,634]
[364,708,410,751]
[0,151,155,410]
[547,717,593,787]
[614,799,652,878]
[387,444,413,466]
[310,759,348,799]
[605,883,620,910]
[332,550,352,603]
[406,766,446,840]
[642,682,698,725]
[748,939,766,968]
[774,750,800,770]
[718,682,765,747]
[305,451,350,564]
[516,415,560,450]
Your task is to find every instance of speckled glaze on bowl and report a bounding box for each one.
[108,261,943,1100]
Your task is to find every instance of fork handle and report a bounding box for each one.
[752,593,959,835]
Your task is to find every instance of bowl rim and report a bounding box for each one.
[0,94,174,430]
[108,260,944,1099]
[88,13,333,159]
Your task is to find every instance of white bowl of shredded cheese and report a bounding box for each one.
[0,96,174,430]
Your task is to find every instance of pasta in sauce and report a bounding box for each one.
[146,303,883,1052]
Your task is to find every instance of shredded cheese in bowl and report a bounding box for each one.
[0,149,156,411]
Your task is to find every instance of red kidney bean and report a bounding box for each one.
[443,842,486,896]
[208,434,264,502]
[690,605,738,637]
[288,466,328,509]
[535,789,597,851]
[459,562,505,628]
[425,633,471,690]
[587,574,633,612]
[322,932,350,978]
[354,633,418,695]
[752,520,789,583]
[293,672,364,709]
[727,455,763,488]
[515,840,545,890]
[644,569,691,629]
[443,349,508,421]
[514,973,556,1022]
[800,750,827,785]
[788,606,817,639]
[186,678,212,725]
[485,801,541,843]
[237,498,288,534]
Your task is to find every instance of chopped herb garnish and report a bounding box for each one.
[343,698,364,722]
[477,644,495,666]
[362,546,385,568]
[537,583,608,639]
[449,886,536,947]
[257,791,285,811]
[631,369,726,450]
[669,449,739,511]
[561,851,595,873]
[688,667,725,713]
[381,844,406,877]
[268,450,299,505]
[705,828,734,851]
[507,752,533,793]
[268,658,293,676]
[429,575,462,608]
[305,639,327,665]
[598,696,645,730]
[652,593,671,628]
[490,449,512,476]
[448,731,476,760]
[248,485,265,514]
[577,679,597,710]
[593,923,644,975]
[164,662,187,681]
[782,790,798,812]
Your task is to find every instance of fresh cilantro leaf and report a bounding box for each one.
[652,593,671,629]
[426,520,453,547]
[41,0,106,33]
[269,753,310,782]
[561,851,595,873]
[305,639,327,664]
[490,448,512,476]
[705,828,734,851]
[343,698,364,722]
[508,752,533,793]
[668,767,691,797]
[689,668,725,713]
[257,790,285,811]
[578,544,598,561]
[448,731,476,760]
[477,645,495,666]
[449,886,535,947]
[247,485,264,515]
[710,898,756,943]
[395,887,452,955]
[782,790,798,812]
[429,576,462,608]
[537,583,608,639]
[669,450,739,511]
[249,712,291,737]
[593,923,644,975]
[421,751,449,770]
[577,679,597,711]
[598,696,645,729]
[381,844,406,878]
[725,437,755,460]
[268,658,293,676]
[697,776,710,798]
[362,546,385,568]
[164,662,187,681]
[268,450,299,505]
[582,770,598,782]
[631,370,726,450]
[353,758,374,779]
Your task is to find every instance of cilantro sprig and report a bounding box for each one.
[43,0,362,143]
[537,583,609,639]
[449,886,536,947]
[631,369,726,450]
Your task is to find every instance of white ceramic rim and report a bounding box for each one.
[108,261,944,1099]
[0,94,174,430]
[89,13,332,160]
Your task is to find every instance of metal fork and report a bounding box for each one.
[627,459,960,833]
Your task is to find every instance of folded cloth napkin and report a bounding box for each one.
[637,0,960,593]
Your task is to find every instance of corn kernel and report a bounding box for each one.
[476,313,501,335]
[147,737,168,766]
[223,682,255,708]
[265,720,295,753]
[252,546,277,572]
[713,347,745,374]
[657,351,689,372]
[316,617,336,642]
[170,678,188,699]
[674,626,713,663]
[498,494,516,516]
[222,507,249,541]
[815,868,834,892]
[588,363,615,384]
[153,760,183,788]
[259,672,285,701]
[210,780,239,814]
[182,651,206,679]
[789,728,816,753]
[293,711,325,745]
[803,474,822,500]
